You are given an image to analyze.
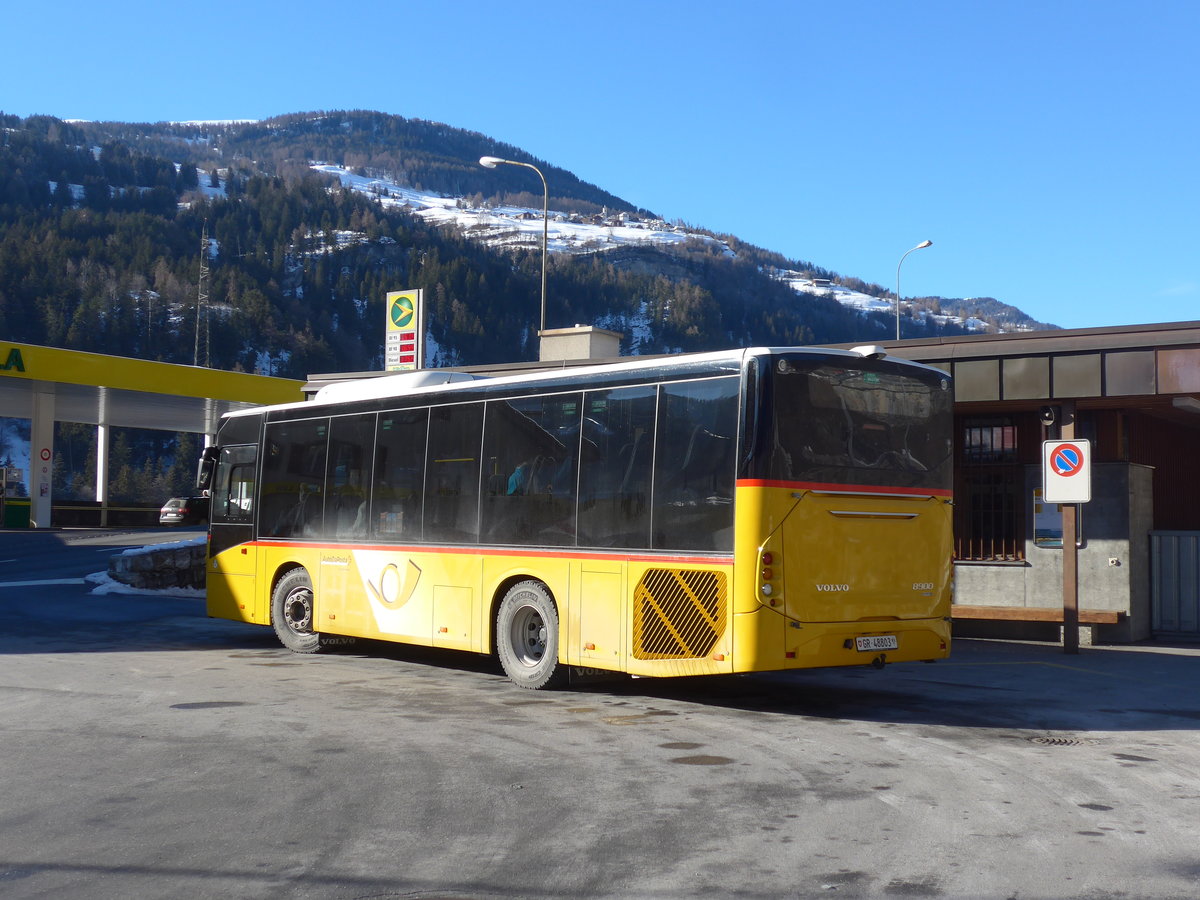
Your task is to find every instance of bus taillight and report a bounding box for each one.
[760,549,780,607]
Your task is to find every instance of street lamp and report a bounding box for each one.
[480,155,549,334]
[894,240,932,340]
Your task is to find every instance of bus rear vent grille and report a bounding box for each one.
[633,569,728,660]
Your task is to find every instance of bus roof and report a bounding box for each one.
[221,345,946,420]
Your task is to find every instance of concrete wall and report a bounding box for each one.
[953,462,1154,643]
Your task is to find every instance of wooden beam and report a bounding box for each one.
[951,605,1124,625]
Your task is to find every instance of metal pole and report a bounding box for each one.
[895,240,932,341]
[479,157,549,334]
[536,166,548,334]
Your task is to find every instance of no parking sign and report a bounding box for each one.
[1042,439,1091,503]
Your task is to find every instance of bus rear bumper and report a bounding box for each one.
[733,611,951,673]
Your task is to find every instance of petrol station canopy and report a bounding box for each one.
[0,341,303,528]
[0,341,303,434]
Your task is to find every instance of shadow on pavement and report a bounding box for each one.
[5,578,1200,735]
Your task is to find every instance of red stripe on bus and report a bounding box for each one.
[252,541,732,566]
[736,479,952,497]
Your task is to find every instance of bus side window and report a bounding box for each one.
[212,445,256,524]
[652,377,738,551]
[481,393,582,547]
[372,408,428,541]
[326,414,375,541]
[260,419,329,539]
[226,463,254,521]
[423,404,482,543]
[577,385,656,549]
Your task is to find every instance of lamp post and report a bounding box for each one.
[895,239,933,340]
[480,155,549,334]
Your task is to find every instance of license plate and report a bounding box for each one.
[855,635,898,652]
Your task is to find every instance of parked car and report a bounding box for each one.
[159,496,209,526]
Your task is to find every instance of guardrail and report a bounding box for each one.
[53,503,161,528]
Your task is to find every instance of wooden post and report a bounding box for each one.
[1060,400,1079,654]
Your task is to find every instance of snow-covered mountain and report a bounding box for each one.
[773,272,997,334]
[311,164,734,257]
[311,164,1013,336]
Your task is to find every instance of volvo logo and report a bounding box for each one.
[815,584,850,592]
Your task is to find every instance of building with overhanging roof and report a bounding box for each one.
[829,320,1200,644]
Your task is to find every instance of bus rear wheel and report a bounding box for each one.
[272,567,323,654]
[496,581,567,690]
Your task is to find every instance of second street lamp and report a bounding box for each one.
[895,239,933,340]
[479,155,549,334]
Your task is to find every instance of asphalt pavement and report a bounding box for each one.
[2,529,1199,899]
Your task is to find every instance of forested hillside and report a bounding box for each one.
[1,110,997,379]
[0,109,1019,503]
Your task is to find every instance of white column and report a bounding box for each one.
[30,386,55,529]
[96,386,110,526]
[95,422,110,526]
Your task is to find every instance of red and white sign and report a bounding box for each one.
[1042,439,1091,503]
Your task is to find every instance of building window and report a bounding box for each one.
[956,417,1024,561]
[963,420,1018,464]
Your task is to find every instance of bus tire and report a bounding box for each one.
[271,567,323,654]
[496,581,567,690]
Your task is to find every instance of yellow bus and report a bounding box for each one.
[199,346,953,689]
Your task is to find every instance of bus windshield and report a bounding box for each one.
[755,356,953,492]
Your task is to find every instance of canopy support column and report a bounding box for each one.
[30,386,55,529]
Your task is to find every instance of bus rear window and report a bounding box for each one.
[757,359,952,491]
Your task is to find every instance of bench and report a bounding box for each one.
[951,605,1125,625]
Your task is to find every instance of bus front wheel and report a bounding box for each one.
[496,581,567,690]
[271,567,323,654]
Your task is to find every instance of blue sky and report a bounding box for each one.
[4,0,1198,330]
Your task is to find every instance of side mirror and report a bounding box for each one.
[196,446,219,491]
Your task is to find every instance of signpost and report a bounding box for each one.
[385,290,423,372]
[1043,440,1091,503]
[1042,428,1091,653]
